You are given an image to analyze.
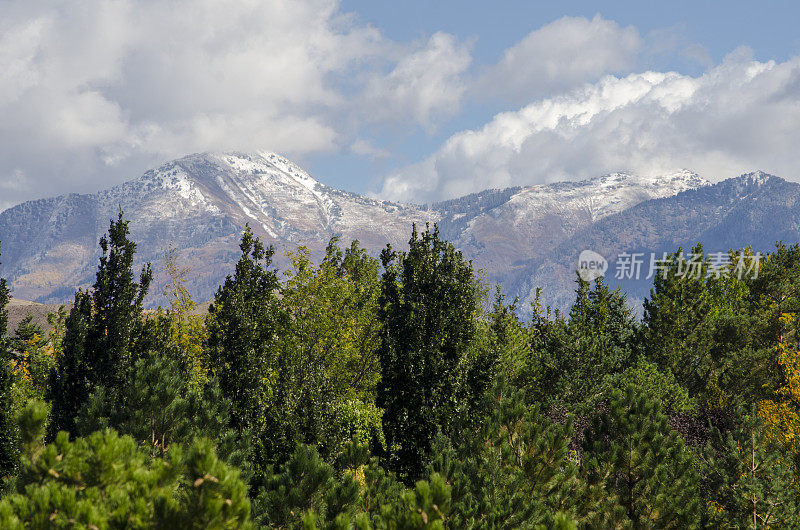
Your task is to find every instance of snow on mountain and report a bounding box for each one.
[435,170,708,301]
[0,152,711,308]
[0,152,437,304]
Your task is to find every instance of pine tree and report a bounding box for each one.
[640,245,755,403]
[702,411,799,527]
[555,275,640,407]
[429,376,618,528]
[75,351,190,455]
[10,314,42,351]
[377,224,483,481]
[48,211,152,438]
[581,386,703,528]
[46,291,91,439]
[253,443,360,529]
[375,473,451,529]
[1,401,252,528]
[72,348,251,481]
[0,242,19,491]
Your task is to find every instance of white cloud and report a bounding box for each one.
[350,139,390,159]
[0,0,470,207]
[361,32,472,131]
[475,15,641,104]
[381,48,800,202]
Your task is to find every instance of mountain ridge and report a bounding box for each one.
[1,152,791,315]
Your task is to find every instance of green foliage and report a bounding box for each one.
[377,224,483,481]
[642,246,762,405]
[73,349,250,482]
[1,401,251,528]
[254,443,361,529]
[206,225,283,467]
[281,238,382,401]
[581,386,703,528]
[592,356,697,415]
[265,238,384,464]
[48,211,152,439]
[164,246,210,388]
[6,224,800,526]
[429,376,619,529]
[0,242,19,492]
[530,277,640,409]
[374,473,451,529]
[8,314,56,406]
[74,351,190,454]
[702,411,799,527]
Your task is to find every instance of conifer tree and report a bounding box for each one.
[562,276,640,405]
[377,224,482,481]
[581,386,702,528]
[254,443,361,528]
[703,411,799,527]
[641,245,749,401]
[48,211,152,438]
[10,314,42,351]
[429,376,619,528]
[1,401,252,528]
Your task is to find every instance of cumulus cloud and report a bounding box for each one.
[381,48,800,202]
[475,15,641,104]
[361,32,472,131]
[0,0,471,208]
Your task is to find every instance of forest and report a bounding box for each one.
[1,212,800,528]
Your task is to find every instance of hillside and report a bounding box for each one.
[4,153,798,314]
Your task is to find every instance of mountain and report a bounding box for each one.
[434,170,708,312]
[3,152,794,316]
[0,152,436,304]
[536,171,800,310]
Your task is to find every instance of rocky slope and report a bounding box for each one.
[4,152,790,316]
[0,152,436,304]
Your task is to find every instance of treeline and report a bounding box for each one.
[1,215,800,528]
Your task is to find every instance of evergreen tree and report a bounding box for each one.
[73,349,250,478]
[702,411,799,527]
[1,401,252,528]
[10,314,42,352]
[543,275,640,407]
[46,291,91,439]
[86,210,153,389]
[254,443,361,529]
[377,224,483,481]
[641,245,758,403]
[375,473,451,529]
[48,211,152,438]
[581,386,703,528]
[0,242,19,491]
[206,226,284,468]
[429,376,619,528]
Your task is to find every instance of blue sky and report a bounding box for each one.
[312,0,800,196]
[344,0,800,65]
[2,0,800,210]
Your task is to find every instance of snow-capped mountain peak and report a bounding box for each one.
[1,153,771,317]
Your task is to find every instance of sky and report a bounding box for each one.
[2,0,800,212]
